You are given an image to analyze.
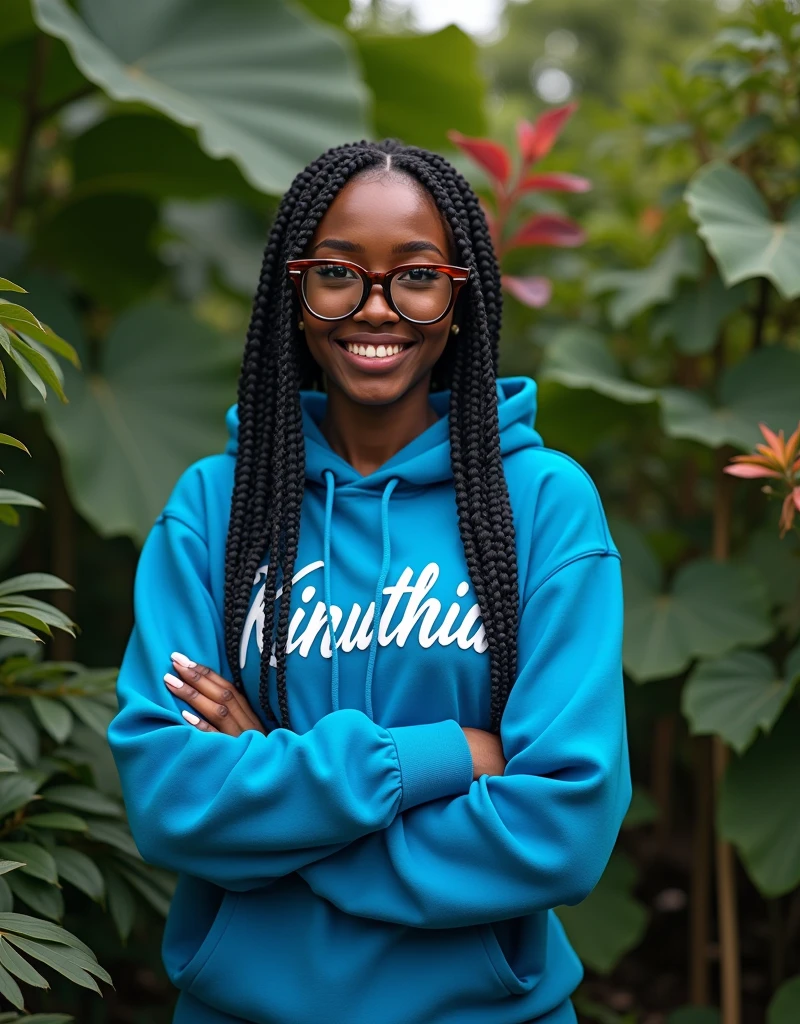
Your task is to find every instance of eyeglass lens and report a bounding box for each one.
[302,264,453,323]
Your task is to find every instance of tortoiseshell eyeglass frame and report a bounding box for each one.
[285,257,471,325]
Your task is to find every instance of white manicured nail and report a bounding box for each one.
[164,672,184,688]
[171,651,196,668]
[182,710,200,725]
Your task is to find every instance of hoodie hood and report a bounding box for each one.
[222,375,544,723]
[223,376,543,489]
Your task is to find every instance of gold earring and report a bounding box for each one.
[450,323,460,335]
[298,320,305,330]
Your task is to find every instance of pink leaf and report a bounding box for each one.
[518,172,592,194]
[507,214,586,250]
[723,464,782,479]
[448,131,511,187]
[758,422,786,461]
[502,275,553,308]
[793,487,800,512]
[517,103,579,167]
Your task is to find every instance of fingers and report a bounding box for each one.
[164,652,265,735]
[181,708,219,733]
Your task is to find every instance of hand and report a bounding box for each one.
[164,652,268,736]
[462,727,506,780]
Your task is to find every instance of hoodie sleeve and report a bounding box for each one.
[297,458,632,928]
[106,465,474,892]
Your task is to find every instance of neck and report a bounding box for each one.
[319,374,440,476]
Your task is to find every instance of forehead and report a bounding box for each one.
[309,173,451,256]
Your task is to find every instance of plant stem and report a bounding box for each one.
[712,446,741,1024]
[690,736,713,1006]
[1,34,49,230]
[752,278,771,349]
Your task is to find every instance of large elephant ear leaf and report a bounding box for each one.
[31,0,370,195]
[685,161,800,300]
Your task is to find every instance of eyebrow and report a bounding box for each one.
[311,237,446,259]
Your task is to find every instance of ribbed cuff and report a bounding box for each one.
[387,720,474,812]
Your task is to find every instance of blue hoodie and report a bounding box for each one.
[107,376,630,1024]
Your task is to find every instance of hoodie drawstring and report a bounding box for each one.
[321,470,399,720]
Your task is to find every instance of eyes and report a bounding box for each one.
[313,264,441,283]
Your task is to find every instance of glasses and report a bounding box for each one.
[286,258,471,325]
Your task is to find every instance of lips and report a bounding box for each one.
[331,334,417,371]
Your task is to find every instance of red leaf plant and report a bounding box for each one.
[724,421,800,538]
[449,102,590,310]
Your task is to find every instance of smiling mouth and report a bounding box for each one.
[334,336,416,360]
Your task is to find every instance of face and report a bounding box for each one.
[298,172,459,407]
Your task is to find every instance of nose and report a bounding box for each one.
[353,282,400,326]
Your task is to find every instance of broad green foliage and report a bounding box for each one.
[556,852,649,975]
[23,300,237,543]
[613,522,773,683]
[659,347,800,451]
[31,0,370,194]
[686,162,800,300]
[683,647,800,754]
[356,27,486,150]
[540,326,656,405]
[719,707,800,896]
[768,976,800,1024]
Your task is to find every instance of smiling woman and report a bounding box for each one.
[106,139,631,1024]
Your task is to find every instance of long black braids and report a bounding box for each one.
[223,139,519,734]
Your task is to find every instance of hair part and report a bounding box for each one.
[223,139,519,733]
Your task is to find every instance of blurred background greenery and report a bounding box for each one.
[0,1,799,1022]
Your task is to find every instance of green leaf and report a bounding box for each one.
[0,937,49,989]
[0,962,24,1010]
[0,281,27,295]
[53,848,104,903]
[5,875,64,923]
[4,937,98,993]
[0,913,96,958]
[0,877,11,913]
[27,813,88,832]
[588,237,702,327]
[0,303,43,334]
[719,706,800,896]
[102,869,135,942]
[32,0,369,195]
[769,976,800,1024]
[113,861,171,918]
[29,699,73,745]
[40,785,121,818]
[540,326,657,405]
[651,273,749,356]
[61,697,113,738]
[740,526,800,611]
[85,820,140,859]
[623,786,659,829]
[0,846,57,885]
[0,708,39,765]
[26,300,237,544]
[0,436,29,455]
[0,777,39,820]
[556,852,649,974]
[685,161,800,300]
[0,575,72,599]
[32,194,162,310]
[0,622,42,644]
[0,754,19,774]
[0,492,43,510]
[660,346,800,451]
[355,26,486,151]
[614,523,773,683]
[0,863,25,877]
[72,113,267,204]
[723,113,774,158]
[683,649,799,754]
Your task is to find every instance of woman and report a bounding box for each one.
[108,138,630,1024]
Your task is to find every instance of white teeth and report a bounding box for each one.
[343,341,406,358]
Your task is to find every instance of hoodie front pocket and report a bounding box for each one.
[479,914,548,996]
[181,875,538,1024]
[178,889,239,991]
